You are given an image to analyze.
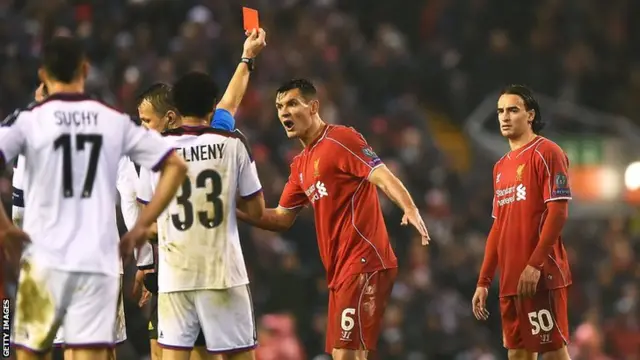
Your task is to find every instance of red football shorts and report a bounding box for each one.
[325,268,397,354]
[499,287,570,353]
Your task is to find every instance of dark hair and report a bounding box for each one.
[42,36,86,83]
[171,72,219,118]
[500,84,545,134]
[276,79,317,99]
[136,83,176,116]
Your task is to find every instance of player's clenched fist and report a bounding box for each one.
[472,286,490,320]
[242,28,267,59]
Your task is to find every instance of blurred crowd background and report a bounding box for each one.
[2,0,640,359]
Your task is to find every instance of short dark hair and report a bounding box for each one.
[171,72,219,118]
[136,83,176,116]
[276,79,317,99]
[500,84,545,134]
[42,36,86,83]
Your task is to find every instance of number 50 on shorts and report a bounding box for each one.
[527,309,554,335]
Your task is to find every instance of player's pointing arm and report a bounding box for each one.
[329,128,430,244]
[368,166,430,244]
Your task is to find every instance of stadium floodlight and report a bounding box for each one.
[624,162,640,191]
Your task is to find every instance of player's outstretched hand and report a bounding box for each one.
[472,287,490,320]
[517,265,541,298]
[0,225,30,267]
[242,28,267,58]
[120,225,148,261]
[401,209,430,245]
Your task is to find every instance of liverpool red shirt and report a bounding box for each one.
[279,125,398,288]
[492,136,572,297]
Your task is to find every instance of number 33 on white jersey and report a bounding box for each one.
[136,127,262,292]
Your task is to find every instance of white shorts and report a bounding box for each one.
[52,276,127,346]
[12,259,119,352]
[157,285,257,353]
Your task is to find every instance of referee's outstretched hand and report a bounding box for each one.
[242,28,267,59]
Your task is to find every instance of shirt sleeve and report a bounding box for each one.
[236,139,262,199]
[136,167,153,204]
[211,109,235,131]
[534,142,572,203]
[327,128,383,179]
[278,163,309,210]
[0,113,26,169]
[135,241,155,269]
[117,158,140,230]
[122,116,174,172]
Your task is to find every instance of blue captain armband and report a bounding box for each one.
[211,109,235,130]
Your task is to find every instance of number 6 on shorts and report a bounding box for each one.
[341,308,356,331]
[527,309,554,335]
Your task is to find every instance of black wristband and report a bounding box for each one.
[241,57,255,72]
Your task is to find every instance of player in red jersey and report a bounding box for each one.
[238,79,429,360]
[472,85,572,360]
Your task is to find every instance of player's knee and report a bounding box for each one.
[331,348,358,360]
[64,348,111,360]
[107,348,117,360]
[188,347,209,360]
[150,340,162,360]
[540,346,570,360]
[161,348,191,360]
[16,348,49,360]
[508,349,537,360]
[226,350,255,360]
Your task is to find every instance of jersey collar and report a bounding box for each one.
[509,135,541,158]
[46,92,93,101]
[305,124,330,150]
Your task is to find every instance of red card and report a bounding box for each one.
[243,7,259,31]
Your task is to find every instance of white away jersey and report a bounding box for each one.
[0,93,173,276]
[116,157,153,269]
[137,126,262,291]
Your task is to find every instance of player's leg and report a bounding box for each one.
[327,269,398,360]
[158,291,200,360]
[189,331,212,360]
[13,261,68,360]
[109,275,127,360]
[188,346,213,360]
[63,273,119,360]
[195,286,257,360]
[498,296,537,360]
[50,327,65,360]
[518,289,571,360]
[148,295,162,360]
